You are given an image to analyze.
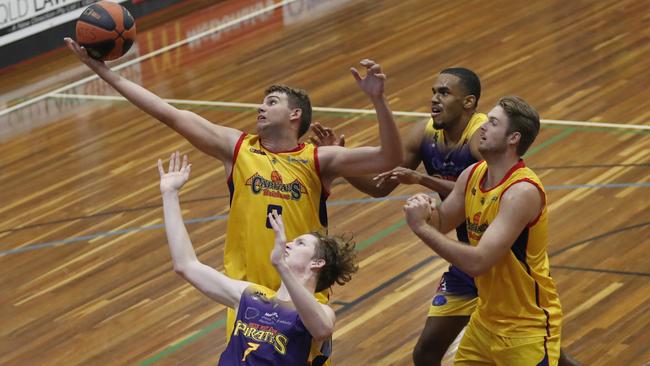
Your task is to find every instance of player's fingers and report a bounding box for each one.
[338,134,346,147]
[157,159,165,176]
[174,151,181,172]
[181,154,188,171]
[168,153,175,172]
[268,213,278,229]
[359,59,375,67]
[374,171,390,179]
[350,67,362,82]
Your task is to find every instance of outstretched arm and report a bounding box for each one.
[66,38,242,163]
[159,152,249,308]
[268,212,336,341]
[318,59,403,180]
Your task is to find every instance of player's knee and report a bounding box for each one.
[412,340,445,366]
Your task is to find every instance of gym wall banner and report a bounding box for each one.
[0,0,129,47]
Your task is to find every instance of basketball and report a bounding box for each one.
[75,1,136,61]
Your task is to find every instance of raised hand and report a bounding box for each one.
[350,59,386,100]
[64,37,105,69]
[309,122,346,147]
[268,210,288,268]
[373,167,423,187]
[403,193,436,230]
[158,151,192,194]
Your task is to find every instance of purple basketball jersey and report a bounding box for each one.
[218,286,314,365]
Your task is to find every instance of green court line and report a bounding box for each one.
[139,318,226,366]
[355,219,407,251]
[137,120,576,365]
[525,127,576,156]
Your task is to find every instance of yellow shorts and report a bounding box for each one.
[428,293,478,317]
[455,317,560,366]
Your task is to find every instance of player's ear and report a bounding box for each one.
[311,258,326,270]
[463,95,476,110]
[508,131,521,146]
[290,108,302,121]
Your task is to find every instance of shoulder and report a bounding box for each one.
[466,113,487,135]
[501,180,544,213]
[246,284,276,299]
[410,118,433,145]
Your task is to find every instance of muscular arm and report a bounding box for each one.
[344,119,426,197]
[318,95,402,179]
[318,60,403,183]
[409,181,543,277]
[65,38,242,165]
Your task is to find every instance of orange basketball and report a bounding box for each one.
[75,1,136,61]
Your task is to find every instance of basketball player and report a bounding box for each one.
[64,38,402,348]
[403,96,563,365]
[312,71,580,366]
[311,67,486,365]
[158,152,357,365]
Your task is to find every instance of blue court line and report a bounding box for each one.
[2,181,649,256]
[0,215,227,256]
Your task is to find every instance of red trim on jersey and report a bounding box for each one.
[227,132,247,184]
[464,161,484,196]
[313,146,330,197]
[479,159,526,193]
[259,140,305,153]
[500,178,547,227]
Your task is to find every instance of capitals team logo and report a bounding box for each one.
[246,171,308,200]
[467,211,488,241]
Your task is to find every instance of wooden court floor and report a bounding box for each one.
[1,0,649,365]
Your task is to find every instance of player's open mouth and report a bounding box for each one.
[431,105,442,118]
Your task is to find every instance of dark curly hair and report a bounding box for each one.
[265,84,312,138]
[310,232,358,292]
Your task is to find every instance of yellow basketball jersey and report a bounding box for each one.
[464,160,562,337]
[226,134,327,289]
[423,112,487,146]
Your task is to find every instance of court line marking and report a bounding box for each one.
[47,93,650,130]
[0,0,300,118]
[2,181,649,256]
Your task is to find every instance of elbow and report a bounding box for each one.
[173,264,187,277]
[368,190,388,198]
[172,262,193,278]
[379,152,404,171]
[464,267,482,278]
[311,326,334,342]
[464,261,489,277]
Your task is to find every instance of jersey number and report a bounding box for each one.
[242,342,261,361]
[266,204,283,228]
